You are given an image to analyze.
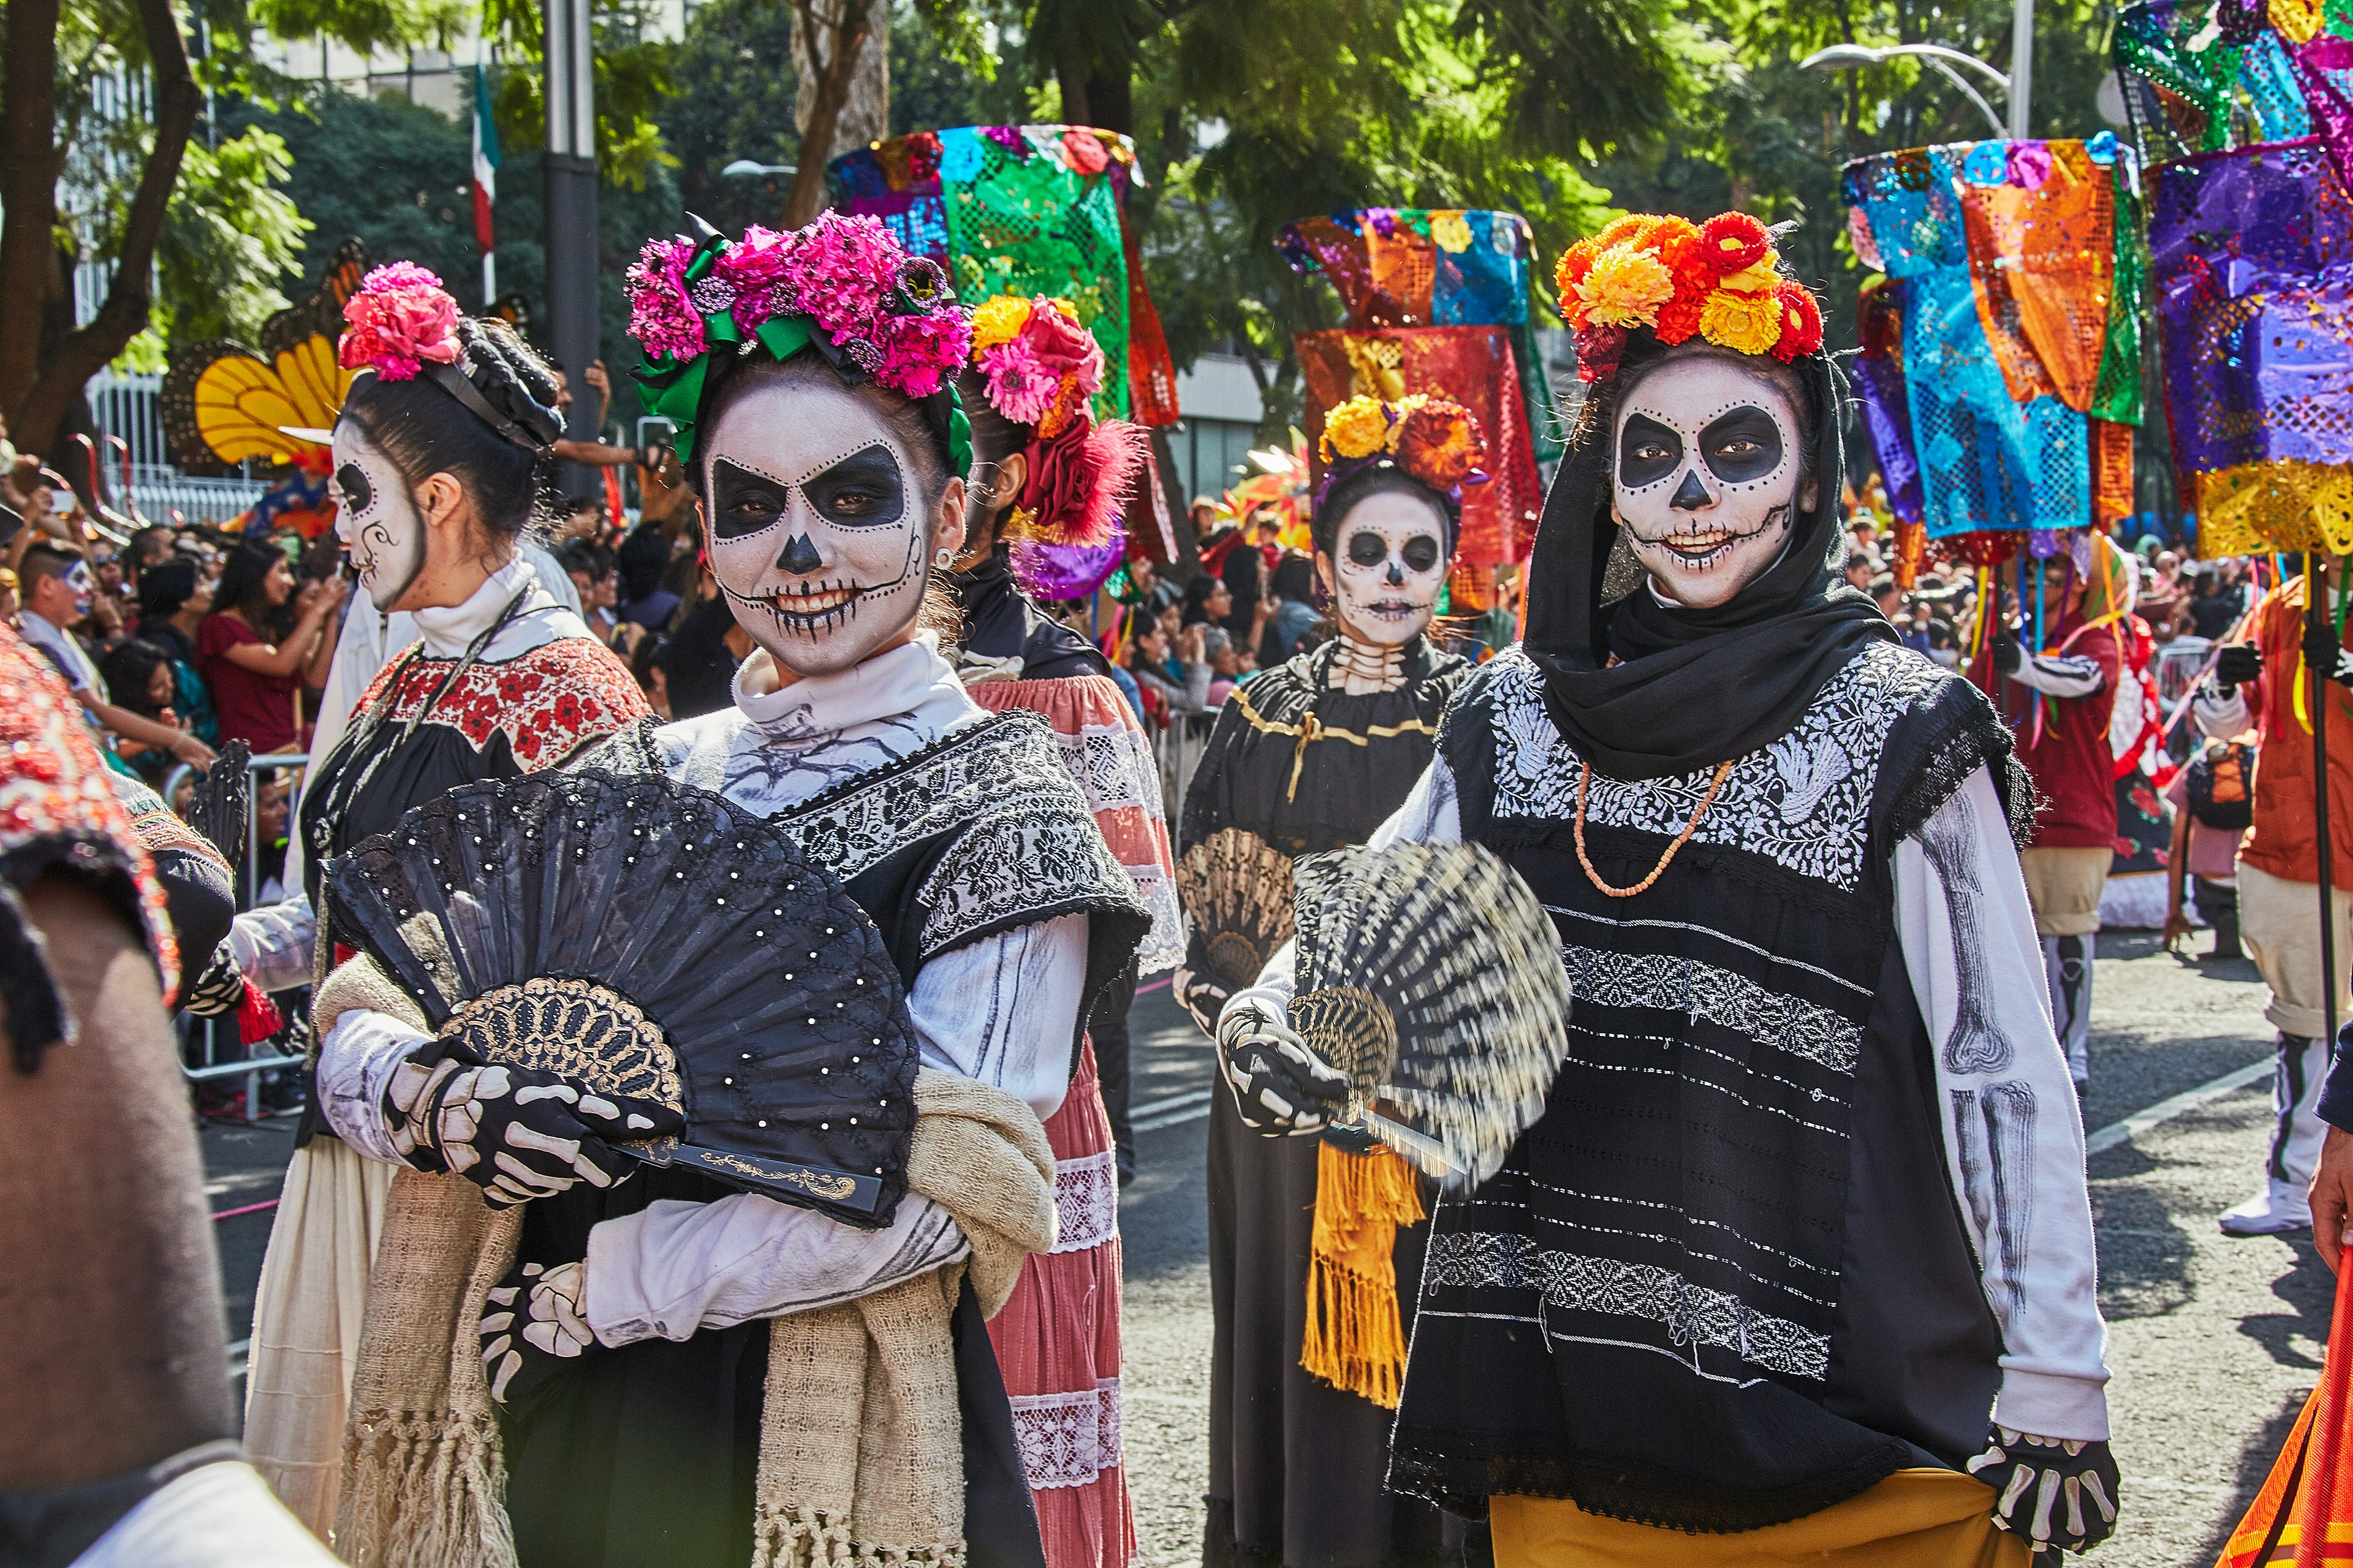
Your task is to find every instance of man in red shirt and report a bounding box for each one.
[1988,548,2124,1089]
[2199,566,2352,1235]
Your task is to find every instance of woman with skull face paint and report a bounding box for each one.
[1221,214,2119,1566]
[945,294,1181,1568]
[1179,393,1480,1568]
[237,263,651,1536]
[288,217,1150,1568]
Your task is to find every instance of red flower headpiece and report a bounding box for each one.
[338,262,462,381]
[1555,210,1825,382]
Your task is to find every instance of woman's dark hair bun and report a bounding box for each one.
[457,318,565,449]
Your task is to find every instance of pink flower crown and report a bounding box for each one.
[966,294,1148,550]
[626,213,971,403]
[338,262,463,381]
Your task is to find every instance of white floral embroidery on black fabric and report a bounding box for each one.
[1557,945,1862,1075]
[1423,1231,1831,1381]
[918,796,1134,956]
[1485,645,1949,890]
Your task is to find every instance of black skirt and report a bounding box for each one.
[1203,1093,1476,1568]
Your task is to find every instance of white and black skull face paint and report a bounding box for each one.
[702,377,931,677]
[1325,490,1450,648]
[332,422,426,612]
[1612,356,1806,611]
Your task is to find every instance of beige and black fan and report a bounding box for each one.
[1174,827,1296,1033]
[1289,841,1571,1191]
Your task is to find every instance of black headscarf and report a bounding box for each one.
[1520,347,1893,781]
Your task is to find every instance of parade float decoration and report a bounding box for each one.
[159,237,369,537]
[1277,208,1555,614]
[828,124,1184,592]
[1840,135,2147,580]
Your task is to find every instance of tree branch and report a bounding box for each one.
[0,0,65,431]
[11,0,201,457]
[782,0,873,227]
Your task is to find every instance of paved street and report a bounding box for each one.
[203,937,2322,1567]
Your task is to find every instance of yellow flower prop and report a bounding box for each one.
[1574,248,1676,328]
[970,294,1034,352]
[1430,211,1474,254]
[1698,288,1783,357]
[1322,395,1396,461]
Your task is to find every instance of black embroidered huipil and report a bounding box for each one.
[1390,643,2028,1534]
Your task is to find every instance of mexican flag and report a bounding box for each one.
[471,61,499,257]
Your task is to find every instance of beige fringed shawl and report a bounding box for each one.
[313,956,1058,1568]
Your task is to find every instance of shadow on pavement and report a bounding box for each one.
[2233,1240,2334,1373]
[2189,1387,2309,1567]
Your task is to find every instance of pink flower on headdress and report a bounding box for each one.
[2007,142,2055,190]
[979,338,1058,425]
[338,262,461,381]
[982,124,1029,156]
[778,212,900,341]
[1061,129,1110,174]
[874,309,973,399]
[624,237,707,362]
[713,224,801,330]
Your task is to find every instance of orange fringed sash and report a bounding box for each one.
[1302,1142,1426,1409]
[2216,1257,2353,1566]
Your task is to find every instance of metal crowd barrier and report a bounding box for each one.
[162,750,311,1123]
[1154,711,1216,822]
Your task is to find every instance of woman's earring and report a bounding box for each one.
[934,547,955,570]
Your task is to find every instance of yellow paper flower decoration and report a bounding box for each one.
[970,295,1033,352]
[1323,395,1396,460]
[1699,289,1784,357]
[1575,247,1677,328]
[1430,211,1474,254]
[1718,258,1783,295]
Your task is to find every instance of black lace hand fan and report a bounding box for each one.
[185,738,251,863]
[1289,841,1571,1192]
[327,768,919,1228]
[1177,827,1295,988]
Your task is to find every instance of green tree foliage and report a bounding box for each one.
[227,86,680,432]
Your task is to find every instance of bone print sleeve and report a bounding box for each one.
[1895,765,2112,1442]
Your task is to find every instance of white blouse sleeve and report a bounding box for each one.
[581,912,1088,1343]
[311,1006,428,1165]
[1894,765,2112,1442]
[229,893,317,996]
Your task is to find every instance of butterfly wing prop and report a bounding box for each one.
[161,235,366,475]
[1289,840,1571,1191]
[327,769,921,1227]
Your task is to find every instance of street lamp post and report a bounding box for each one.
[1800,18,2031,142]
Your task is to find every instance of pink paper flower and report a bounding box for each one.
[979,339,1059,425]
[778,211,900,340]
[339,262,461,380]
[2007,142,2054,190]
[624,237,707,362]
[1061,129,1110,174]
[874,309,973,399]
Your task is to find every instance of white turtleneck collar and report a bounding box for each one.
[732,631,977,746]
[409,555,583,660]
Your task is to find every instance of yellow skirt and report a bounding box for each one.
[1490,1469,2033,1568]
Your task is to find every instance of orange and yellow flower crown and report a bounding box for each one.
[1316,393,1489,509]
[1556,212,1824,384]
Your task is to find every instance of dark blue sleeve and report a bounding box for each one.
[2319,1031,2353,1132]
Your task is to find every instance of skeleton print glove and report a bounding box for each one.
[177,944,251,1018]
[382,1039,685,1207]
[481,1256,596,1408]
[1967,1427,2120,1555]
[1216,993,1351,1135]
[1174,965,1229,1039]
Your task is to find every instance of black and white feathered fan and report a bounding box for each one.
[1289,841,1571,1191]
[1177,827,1295,990]
[327,768,919,1227]
[1175,827,1296,1034]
